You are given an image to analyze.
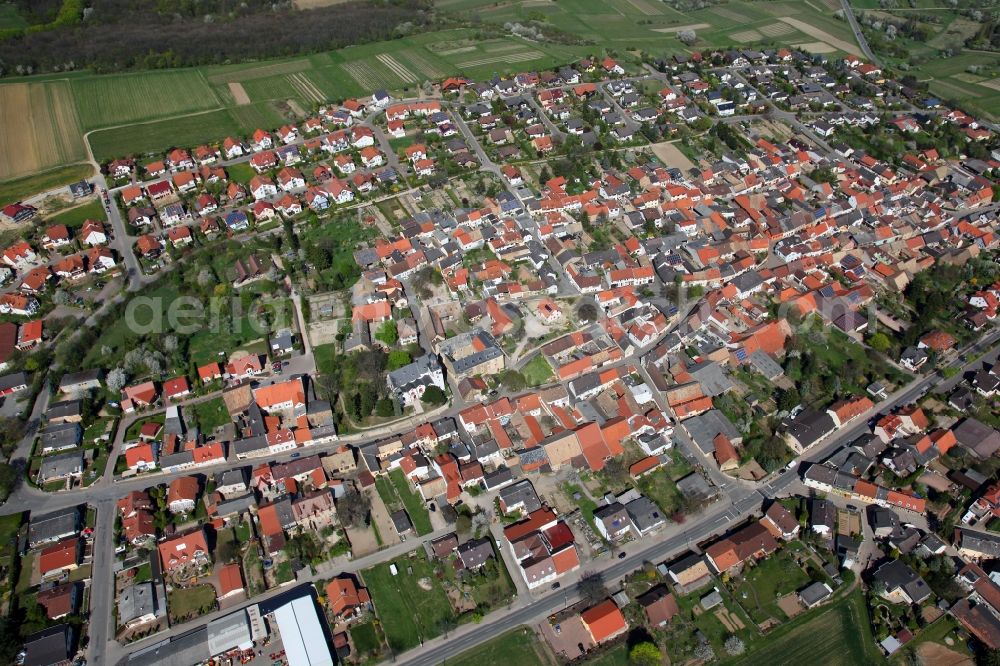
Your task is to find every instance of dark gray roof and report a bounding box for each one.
[23,624,72,666]
[499,479,541,513]
[457,537,495,568]
[873,559,930,603]
[953,418,1000,459]
[626,496,665,533]
[29,507,79,547]
[390,509,413,534]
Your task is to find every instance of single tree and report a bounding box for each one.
[629,642,662,666]
[421,385,447,405]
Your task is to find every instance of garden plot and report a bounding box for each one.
[206,60,311,84]
[793,41,837,53]
[929,17,982,49]
[759,22,794,37]
[729,29,764,42]
[483,41,527,52]
[376,53,418,83]
[978,77,1000,92]
[341,60,406,91]
[457,50,546,68]
[777,16,858,53]
[228,82,251,105]
[400,49,447,79]
[288,73,326,104]
[710,5,753,22]
[620,0,664,15]
[437,45,477,56]
[653,22,710,33]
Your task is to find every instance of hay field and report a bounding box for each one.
[0,81,87,181]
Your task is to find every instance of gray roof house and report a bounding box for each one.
[23,624,73,666]
[498,479,541,515]
[39,423,81,454]
[29,507,79,547]
[873,559,931,604]
[391,509,413,536]
[953,418,1000,459]
[625,496,665,535]
[118,581,158,627]
[457,537,495,569]
[37,450,84,483]
[798,581,833,608]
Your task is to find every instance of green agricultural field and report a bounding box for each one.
[240,75,306,104]
[72,70,221,130]
[448,627,552,666]
[0,4,26,30]
[362,548,456,653]
[0,163,93,205]
[87,109,244,161]
[733,587,884,666]
[228,103,289,133]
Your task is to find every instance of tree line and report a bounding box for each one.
[0,0,432,75]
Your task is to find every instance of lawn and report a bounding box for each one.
[46,200,106,228]
[134,562,152,583]
[582,643,629,666]
[15,552,33,595]
[387,468,433,536]
[167,584,216,622]
[362,548,456,653]
[314,343,339,376]
[635,451,692,517]
[562,483,599,529]
[731,587,884,666]
[448,627,551,666]
[732,547,811,624]
[0,163,93,205]
[191,397,231,432]
[274,560,295,584]
[226,162,255,186]
[350,621,383,657]
[522,354,554,386]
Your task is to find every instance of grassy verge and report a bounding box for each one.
[447,627,552,666]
